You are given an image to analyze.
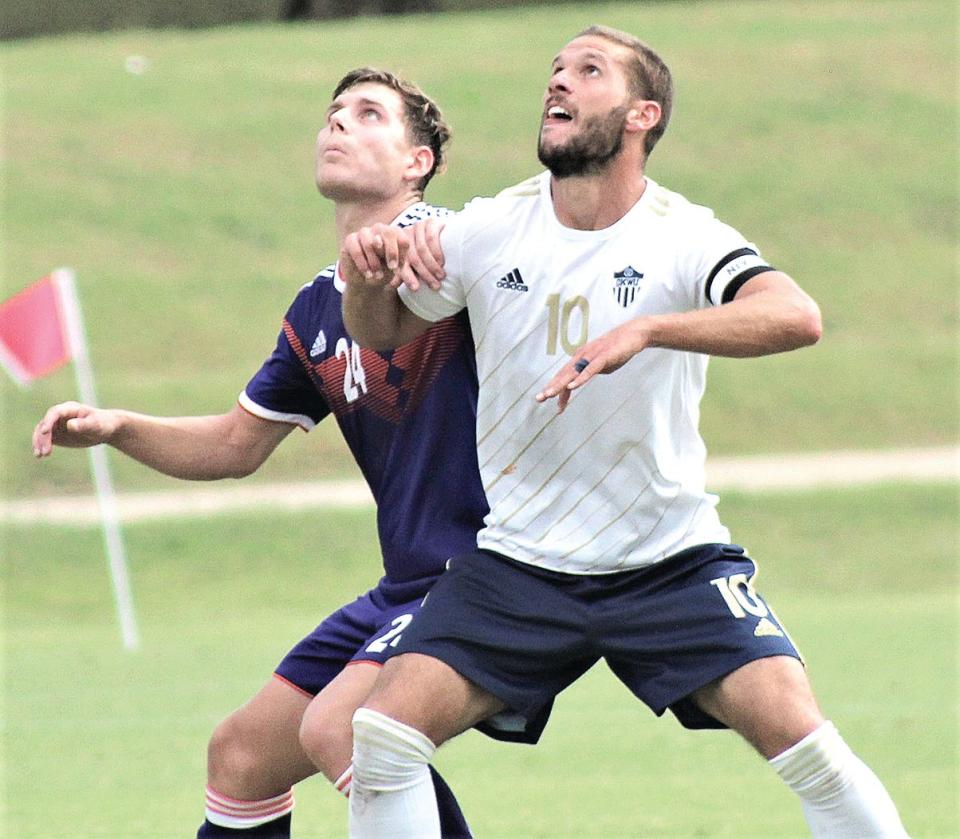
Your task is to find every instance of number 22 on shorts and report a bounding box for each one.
[365,613,414,653]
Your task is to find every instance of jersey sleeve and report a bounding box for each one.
[240,315,331,431]
[397,212,473,322]
[680,213,775,308]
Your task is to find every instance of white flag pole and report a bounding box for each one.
[53,267,140,651]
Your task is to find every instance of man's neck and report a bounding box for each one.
[333,192,423,245]
[549,159,647,230]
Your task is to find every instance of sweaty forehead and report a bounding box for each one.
[332,82,405,115]
[552,36,629,67]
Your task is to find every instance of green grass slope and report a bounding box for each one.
[4,0,958,499]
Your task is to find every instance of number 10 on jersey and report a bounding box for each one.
[545,294,590,356]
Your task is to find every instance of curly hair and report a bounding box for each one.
[333,67,451,194]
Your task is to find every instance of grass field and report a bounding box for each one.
[3,0,957,500]
[4,483,957,837]
[3,1,958,836]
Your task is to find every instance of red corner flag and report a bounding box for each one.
[0,273,72,385]
[2,268,140,650]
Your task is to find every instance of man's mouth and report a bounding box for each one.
[544,105,574,126]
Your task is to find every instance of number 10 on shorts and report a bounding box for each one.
[710,574,769,619]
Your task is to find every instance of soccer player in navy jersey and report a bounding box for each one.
[32,68,525,839]
[339,26,909,838]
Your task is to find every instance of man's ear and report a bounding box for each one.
[406,146,435,184]
[625,100,662,135]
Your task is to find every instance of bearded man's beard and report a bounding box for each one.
[538,105,630,178]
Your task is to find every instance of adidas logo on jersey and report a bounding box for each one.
[496,268,528,292]
[754,617,784,638]
[309,330,327,358]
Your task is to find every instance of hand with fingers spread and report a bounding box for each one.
[32,401,121,457]
[535,319,651,412]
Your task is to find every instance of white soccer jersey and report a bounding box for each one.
[399,171,773,574]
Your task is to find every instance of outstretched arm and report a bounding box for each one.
[340,221,443,350]
[32,401,293,479]
[537,270,822,411]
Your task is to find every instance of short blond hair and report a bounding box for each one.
[576,25,673,157]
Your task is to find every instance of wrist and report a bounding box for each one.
[105,409,130,445]
[628,316,655,352]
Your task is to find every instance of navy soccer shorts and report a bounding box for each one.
[273,576,552,743]
[274,579,430,696]
[394,544,802,730]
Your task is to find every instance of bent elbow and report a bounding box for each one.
[798,298,823,346]
[228,461,259,480]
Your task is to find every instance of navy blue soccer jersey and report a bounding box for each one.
[241,203,488,590]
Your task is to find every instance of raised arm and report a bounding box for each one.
[538,270,822,410]
[32,401,293,480]
[340,222,442,350]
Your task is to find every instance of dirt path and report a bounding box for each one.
[4,445,956,526]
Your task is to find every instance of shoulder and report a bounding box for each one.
[449,172,546,239]
[284,262,338,321]
[494,173,543,201]
[642,179,718,227]
[295,262,338,297]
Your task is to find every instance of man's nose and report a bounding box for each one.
[548,71,572,96]
[328,110,347,132]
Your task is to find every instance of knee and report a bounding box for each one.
[351,708,435,790]
[207,714,261,793]
[298,707,353,778]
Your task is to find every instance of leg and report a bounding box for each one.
[300,662,381,785]
[364,653,505,745]
[199,677,317,837]
[694,656,908,837]
[692,654,823,759]
[349,653,505,839]
[300,656,476,837]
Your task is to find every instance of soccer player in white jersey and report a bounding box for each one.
[338,25,910,838]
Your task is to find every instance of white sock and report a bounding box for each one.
[349,708,440,839]
[334,765,353,797]
[770,721,909,837]
[204,785,294,829]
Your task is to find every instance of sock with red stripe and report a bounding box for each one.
[197,787,294,837]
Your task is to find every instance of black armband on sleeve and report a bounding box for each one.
[705,248,775,305]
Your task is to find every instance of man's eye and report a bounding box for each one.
[584,65,600,77]
[361,108,380,120]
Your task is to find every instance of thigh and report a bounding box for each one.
[300,661,382,781]
[395,551,597,730]
[602,546,803,728]
[364,652,507,748]
[692,655,824,759]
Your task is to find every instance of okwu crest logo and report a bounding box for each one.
[613,266,643,307]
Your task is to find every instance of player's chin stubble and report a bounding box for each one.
[538,104,630,178]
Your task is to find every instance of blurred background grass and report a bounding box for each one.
[3,0,957,500]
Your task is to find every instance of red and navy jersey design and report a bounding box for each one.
[243,206,487,590]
